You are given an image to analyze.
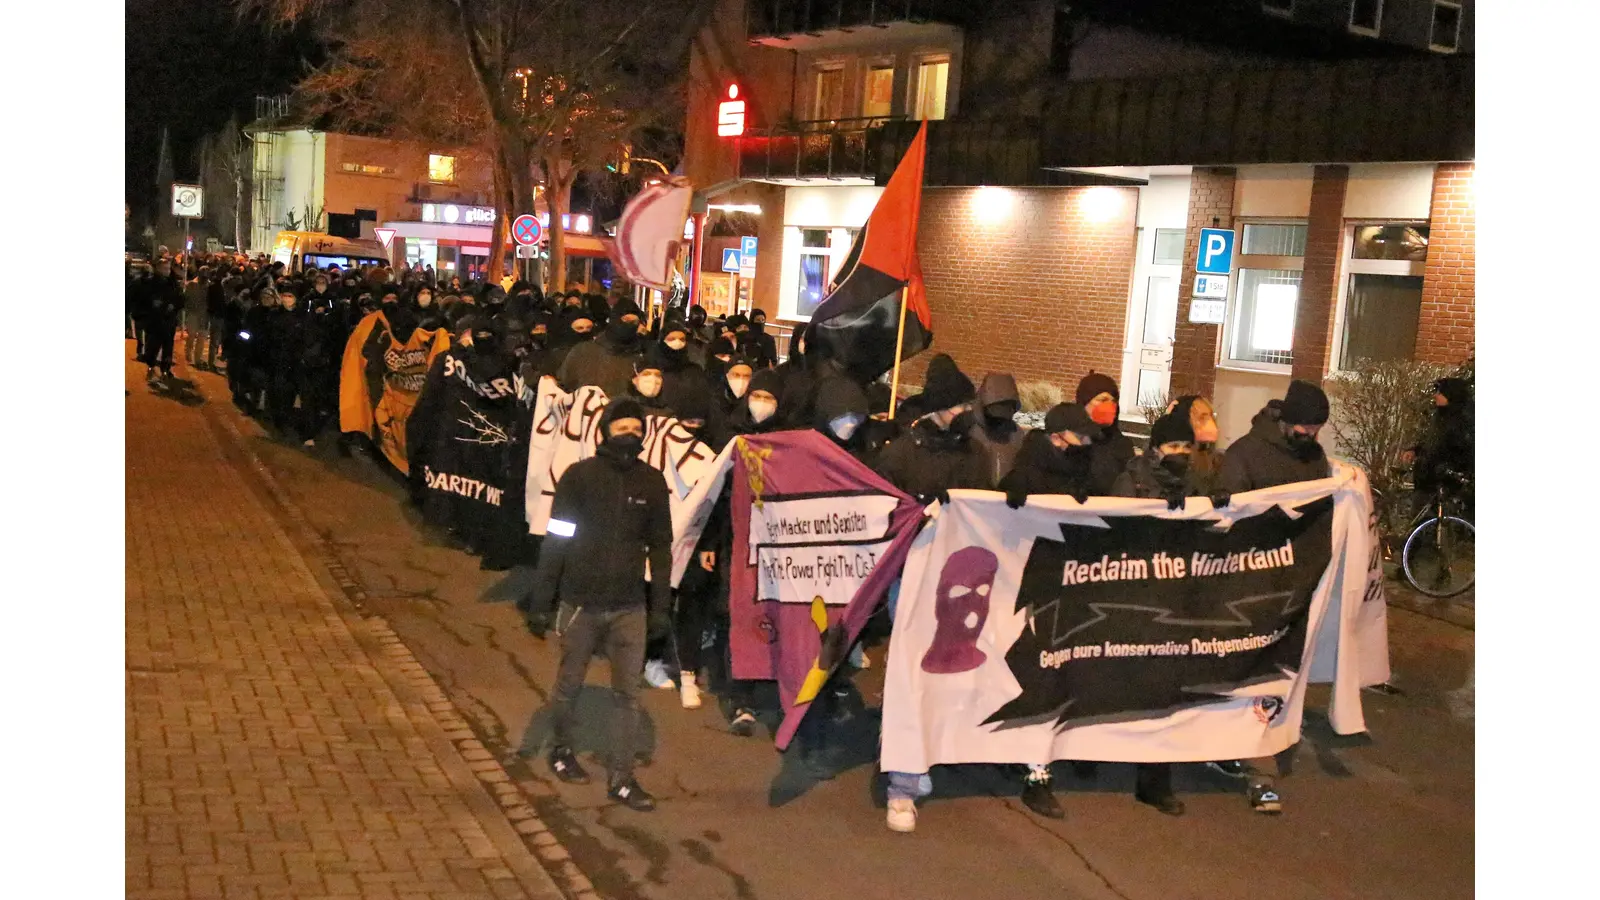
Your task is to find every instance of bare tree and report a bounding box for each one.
[244,0,708,285]
[196,116,252,250]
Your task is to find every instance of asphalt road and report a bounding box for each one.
[204,369,1474,900]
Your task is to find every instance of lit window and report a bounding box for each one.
[342,162,393,175]
[1349,0,1383,34]
[812,67,844,121]
[912,59,948,121]
[1430,2,1462,53]
[862,65,894,119]
[1222,221,1308,370]
[428,154,456,183]
[1152,228,1185,266]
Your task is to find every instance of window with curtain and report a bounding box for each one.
[862,66,894,119]
[812,67,844,121]
[912,59,948,121]
[1338,275,1424,369]
[796,228,832,318]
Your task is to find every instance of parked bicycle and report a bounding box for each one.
[1398,471,1474,598]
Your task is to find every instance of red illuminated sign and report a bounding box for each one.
[717,84,746,137]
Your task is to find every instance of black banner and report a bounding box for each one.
[983,498,1335,730]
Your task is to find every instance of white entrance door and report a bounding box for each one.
[1120,226,1184,420]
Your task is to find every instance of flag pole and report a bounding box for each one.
[887,285,910,419]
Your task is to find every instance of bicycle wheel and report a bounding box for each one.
[1402,516,1475,598]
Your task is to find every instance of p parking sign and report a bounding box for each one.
[1196,227,1234,275]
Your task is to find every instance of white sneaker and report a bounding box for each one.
[679,673,702,709]
[643,659,676,690]
[302,439,316,448]
[886,798,917,833]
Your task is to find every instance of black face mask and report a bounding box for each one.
[472,332,499,354]
[1159,454,1192,477]
[1287,431,1322,461]
[947,411,978,434]
[605,432,643,456]
[984,403,1017,425]
[607,320,640,344]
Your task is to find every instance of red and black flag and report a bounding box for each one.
[805,122,933,382]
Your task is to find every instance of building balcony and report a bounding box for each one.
[746,0,968,50]
[737,117,898,184]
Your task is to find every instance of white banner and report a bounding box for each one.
[523,378,724,583]
[880,463,1385,773]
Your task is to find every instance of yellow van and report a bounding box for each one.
[271,231,390,272]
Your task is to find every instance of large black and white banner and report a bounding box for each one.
[522,377,724,583]
[881,463,1386,771]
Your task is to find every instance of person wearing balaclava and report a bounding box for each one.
[1221,379,1331,496]
[412,285,444,334]
[297,285,347,447]
[558,300,644,398]
[522,397,674,813]
[263,287,309,437]
[654,322,704,412]
[874,354,990,506]
[1075,371,1136,494]
[970,373,1025,487]
[663,374,721,712]
[999,402,1098,509]
[626,352,673,419]
[683,305,713,365]
[544,306,596,375]
[1213,378,1331,818]
[1405,376,1473,505]
[742,308,779,370]
[722,368,786,440]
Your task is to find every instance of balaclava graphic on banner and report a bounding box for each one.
[921,546,999,675]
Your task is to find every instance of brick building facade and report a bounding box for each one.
[1415,163,1475,365]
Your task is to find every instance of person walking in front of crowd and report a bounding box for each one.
[140,257,185,382]
[970,373,1026,488]
[182,266,211,369]
[1215,378,1333,815]
[523,399,674,812]
[263,288,308,436]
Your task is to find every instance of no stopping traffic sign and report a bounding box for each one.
[512,214,542,246]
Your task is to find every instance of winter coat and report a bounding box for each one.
[1413,404,1474,493]
[557,334,640,399]
[874,418,992,504]
[526,443,673,616]
[969,375,1026,488]
[1220,406,1332,493]
[142,274,185,326]
[1112,454,1216,504]
[998,432,1096,501]
[1086,425,1137,495]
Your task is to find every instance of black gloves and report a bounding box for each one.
[647,607,672,642]
[1164,491,1186,511]
[917,489,952,507]
[1209,491,1231,509]
[1005,489,1028,510]
[1071,490,1089,505]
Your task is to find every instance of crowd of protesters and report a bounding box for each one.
[127,250,1473,828]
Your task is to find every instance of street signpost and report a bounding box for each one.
[721,248,742,273]
[739,236,757,279]
[1191,228,1234,324]
[512,214,543,283]
[373,228,397,249]
[172,184,203,262]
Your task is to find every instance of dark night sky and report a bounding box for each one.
[125,0,315,225]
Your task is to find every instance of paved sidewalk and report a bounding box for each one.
[126,358,564,900]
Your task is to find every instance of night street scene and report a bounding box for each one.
[107,0,1541,898]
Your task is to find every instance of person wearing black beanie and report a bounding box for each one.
[1074,371,1136,494]
[875,354,988,508]
[1406,375,1473,501]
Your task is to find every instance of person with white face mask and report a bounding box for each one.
[628,358,670,418]
[811,376,873,463]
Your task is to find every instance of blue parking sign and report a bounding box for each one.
[740,236,758,258]
[1196,228,1235,275]
[721,248,743,273]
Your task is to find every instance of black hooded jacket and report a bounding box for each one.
[1221,405,1332,492]
[526,412,673,616]
[875,417,991,504]
[557,316,641,398]
[970,374,1026,488]
[1413,383,1473,492]
[999,432,1097,502]
[812,376,874,465]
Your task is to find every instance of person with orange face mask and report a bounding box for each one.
[1074,372,1136,494]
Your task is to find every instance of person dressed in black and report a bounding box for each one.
[1215,378,1333,816]
[742,308,779,370]
[297,288,345,446]
[263,288,309,436]
[874,355,990,506]
[1404,376,1473,509]
[235,288,279,414]
[1074,371,1136,494]
[139,257,185,382]
[524,398,673,811]
[813,375,873,465]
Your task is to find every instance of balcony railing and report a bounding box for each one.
[746,0,970,39]
[738,116,899,182]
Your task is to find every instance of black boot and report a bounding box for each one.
[1135,763,1185,816]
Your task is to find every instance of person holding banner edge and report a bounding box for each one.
[523,398,676,812]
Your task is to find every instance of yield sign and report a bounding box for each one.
[512,214,543,246]
[373,228,397,249]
